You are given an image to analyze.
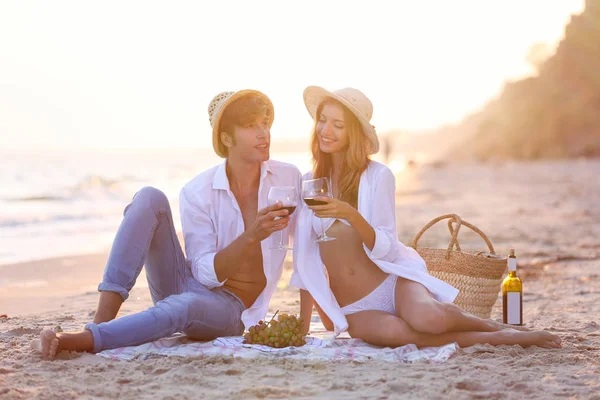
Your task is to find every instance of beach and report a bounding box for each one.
[1,159,599,399]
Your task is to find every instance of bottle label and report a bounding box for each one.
[507,292,521,324]
[508,258,517,271]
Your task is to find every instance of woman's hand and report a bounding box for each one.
[308,197,358,221]
[310,196,377,251]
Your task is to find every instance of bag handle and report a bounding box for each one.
[447,219,462,252]
[411,214,496,260]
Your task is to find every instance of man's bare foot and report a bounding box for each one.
[501,328,562,348]
[40,329,60,360]
[37,329,94,360]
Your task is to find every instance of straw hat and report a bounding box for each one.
[208,90,274,158]
[303,86,379,155]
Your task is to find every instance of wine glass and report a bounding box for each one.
[267,186,298,250]
[301,177,336,243]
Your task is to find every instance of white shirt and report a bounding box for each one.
[180,160,302,329]
[290,160,459,334]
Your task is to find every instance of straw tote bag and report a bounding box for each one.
[411,214,507,319]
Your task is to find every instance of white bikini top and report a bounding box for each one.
[311,214,351,235]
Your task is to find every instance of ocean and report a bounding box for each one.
[0,149,313,265]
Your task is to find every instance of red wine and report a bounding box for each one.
[281,206,296,216]
[303,198,327,206]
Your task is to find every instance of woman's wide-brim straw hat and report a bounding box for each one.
[303,86,379,155]
[208,90,274,158]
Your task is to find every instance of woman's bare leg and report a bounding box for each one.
[394,278,529,334]
[346,311,560,349]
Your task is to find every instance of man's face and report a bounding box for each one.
[227,113,271,163]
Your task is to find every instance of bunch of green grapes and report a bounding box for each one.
[243,311,306,348]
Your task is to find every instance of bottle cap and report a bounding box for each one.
[508,249,517,271]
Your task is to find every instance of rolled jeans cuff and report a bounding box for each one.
[98,282,129,301]
[84,323,103,353]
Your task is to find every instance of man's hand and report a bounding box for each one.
[214,203,291,284]
[247,201,290,242]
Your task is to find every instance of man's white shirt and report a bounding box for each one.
[179,159,302,329]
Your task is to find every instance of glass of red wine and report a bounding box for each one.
[302,177,336,243]
[267,186,298,250]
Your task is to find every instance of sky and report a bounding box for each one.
[0,0,585,151]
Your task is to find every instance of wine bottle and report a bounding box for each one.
[502,248,523,325]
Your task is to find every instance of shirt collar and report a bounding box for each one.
[212,160,272,191]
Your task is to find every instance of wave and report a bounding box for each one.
[6,195,66,202]
[0,213,109,229]
[3,174,133,203]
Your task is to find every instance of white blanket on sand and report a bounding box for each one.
[97,333,458,363]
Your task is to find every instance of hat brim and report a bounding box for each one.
[303,86,379,155]
[212,89,274,158]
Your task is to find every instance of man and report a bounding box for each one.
[38,90,302,359]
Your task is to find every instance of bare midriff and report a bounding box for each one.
[223,241,266,309]
[319,220,388,307]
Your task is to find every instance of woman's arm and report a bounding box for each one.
[346,210,376,251]
[299,289,314,334]
[310,167,413,264]
[300,289,334,333]
[313,300,334,331]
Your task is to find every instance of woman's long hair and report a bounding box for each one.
[310,98,371,208]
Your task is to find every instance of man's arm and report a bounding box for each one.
[181,187,291,287]
[213,202,290,283]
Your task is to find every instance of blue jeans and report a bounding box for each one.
[85,186,245,353]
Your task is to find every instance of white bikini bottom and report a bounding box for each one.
[340,274,398,316]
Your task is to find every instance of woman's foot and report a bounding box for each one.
[500,328,562,348]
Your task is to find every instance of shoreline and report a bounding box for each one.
[0,252,118,317]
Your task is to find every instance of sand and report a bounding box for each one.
[1,160,599,399]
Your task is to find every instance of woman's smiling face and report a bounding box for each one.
[316,101,349,154]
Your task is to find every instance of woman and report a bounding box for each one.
[291,86,561,349]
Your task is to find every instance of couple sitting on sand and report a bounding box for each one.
[39,87,561,360]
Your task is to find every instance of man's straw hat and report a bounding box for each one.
[208,90,274,158]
